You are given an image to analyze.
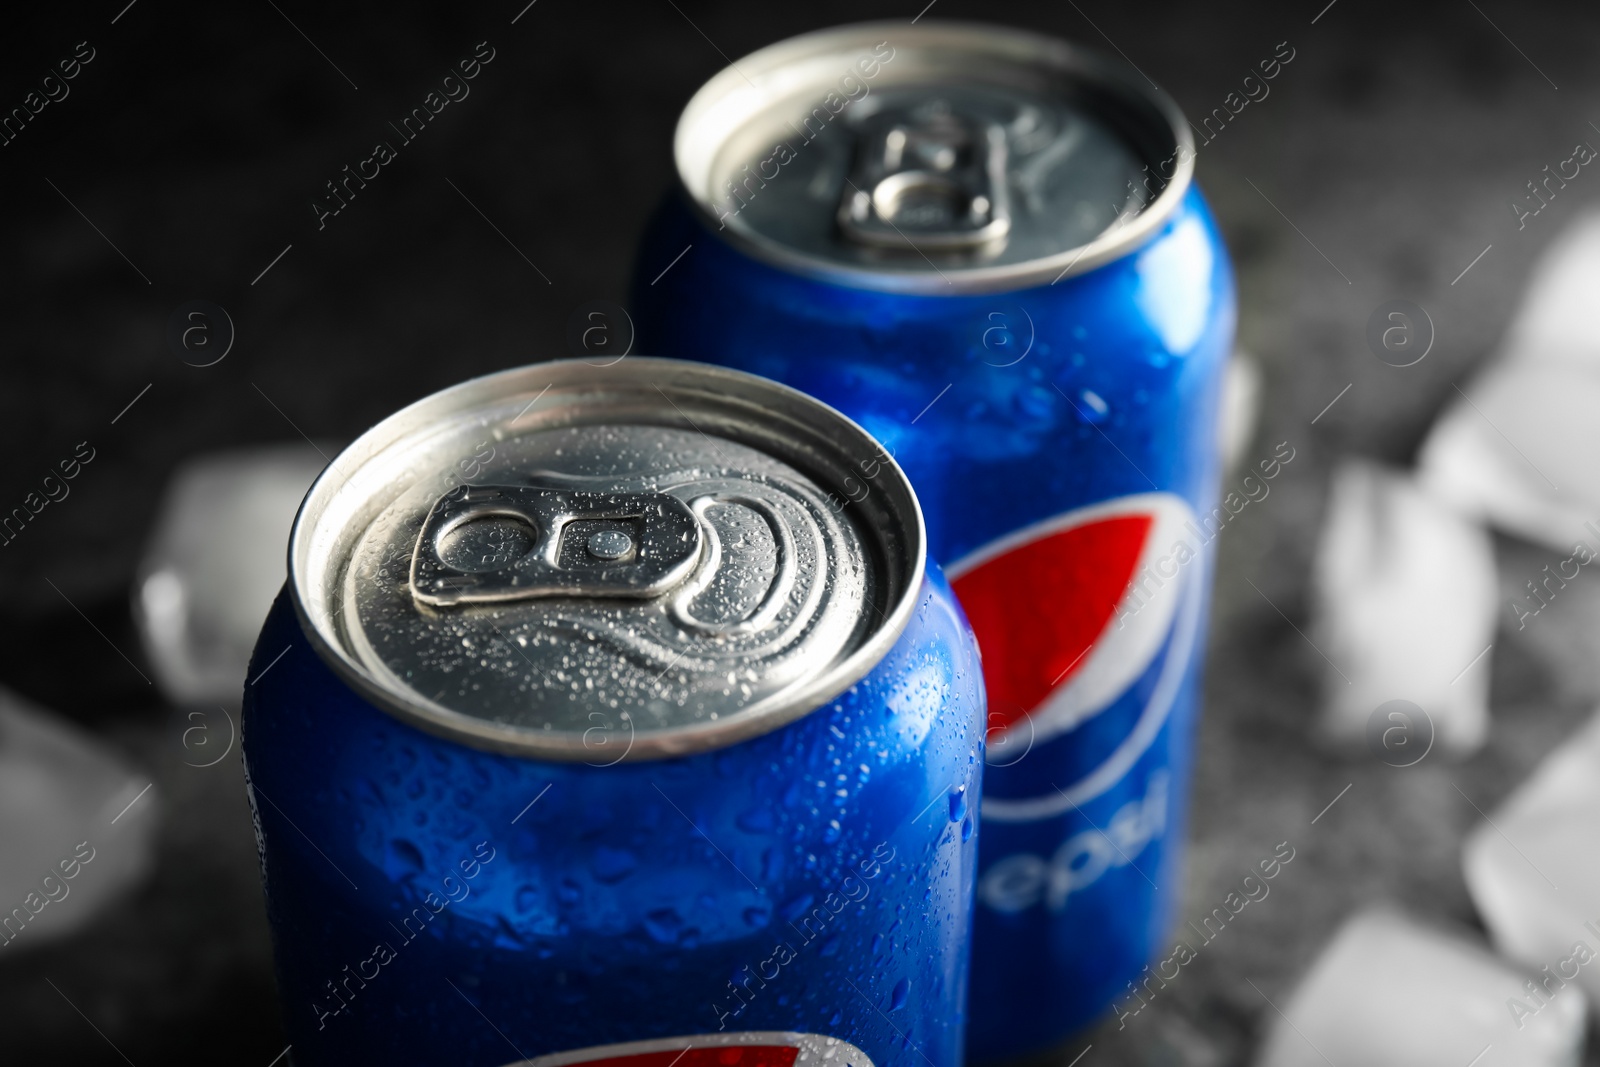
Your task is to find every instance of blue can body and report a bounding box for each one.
[634,185,1236,1061]
[242,567,985,1067]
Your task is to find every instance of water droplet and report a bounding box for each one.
[386,838,425,877]
[948,785,967,822]
[961,815,973,842]
[1014,385,1054,421]
[823,819,842,843]
[1077,389,1110,424]
[515,885,538,913]
[780,894,815,923]
[590,846,637,884]
[556,878,582,906]
[890,977,911,1011]
[643,907,683,943]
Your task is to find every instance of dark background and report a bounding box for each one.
[4,0,1599,1063]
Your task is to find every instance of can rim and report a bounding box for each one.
[285,358,926,762]
[672,19,1195,295]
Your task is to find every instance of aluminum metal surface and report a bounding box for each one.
[674,21,1193,294]
[288,359,924,760]
[834,103,1013,252]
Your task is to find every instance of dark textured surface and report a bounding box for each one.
[3,0,1598,1063]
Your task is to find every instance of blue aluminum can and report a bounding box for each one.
[241,359,985,1066]
[632,23,1236,1062]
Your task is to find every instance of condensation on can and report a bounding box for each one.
[242,358,987,1066]
[634,21,1235,1064]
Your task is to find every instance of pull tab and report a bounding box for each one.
[837,102,1011,252]
[410,484,701,607]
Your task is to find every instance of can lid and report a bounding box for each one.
[288,359,923,762]
[674,21,1194,294]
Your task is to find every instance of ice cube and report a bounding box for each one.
[1418,366,1600,553]
[1464,707,1600,1008]
[0,687,159,952]
[1418,212,1600,551]
[1310,460,1497,757]
[133,445,327,705]
[1500,210,1600,361]
[1253,908,1585,1067]
[1218,350,1263,473]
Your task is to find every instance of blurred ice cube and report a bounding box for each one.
[1419,367,1600,553]
[134,445,326,706]
[1218,350,1263,473]
[0,687,159,952]
[1254,909,1585,1067]
[1465,708,1600,1008]
[1500,211,1600,360]
[1311,460,1497,756]
[1419,212,1600,551]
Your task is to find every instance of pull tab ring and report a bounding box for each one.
[410,484,702,607]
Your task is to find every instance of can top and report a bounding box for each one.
[288,359,924,762]
[674,21,1194,295]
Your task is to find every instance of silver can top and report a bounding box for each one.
[288,359,924,761]
[674,21,1194,294]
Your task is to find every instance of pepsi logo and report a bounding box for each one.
[497,1032,873,1067]
[947,493,1202,823]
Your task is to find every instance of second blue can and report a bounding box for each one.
[632,22,1237,1062]
[241,359,986,1066]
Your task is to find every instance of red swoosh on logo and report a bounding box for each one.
[951,514,1153,734]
